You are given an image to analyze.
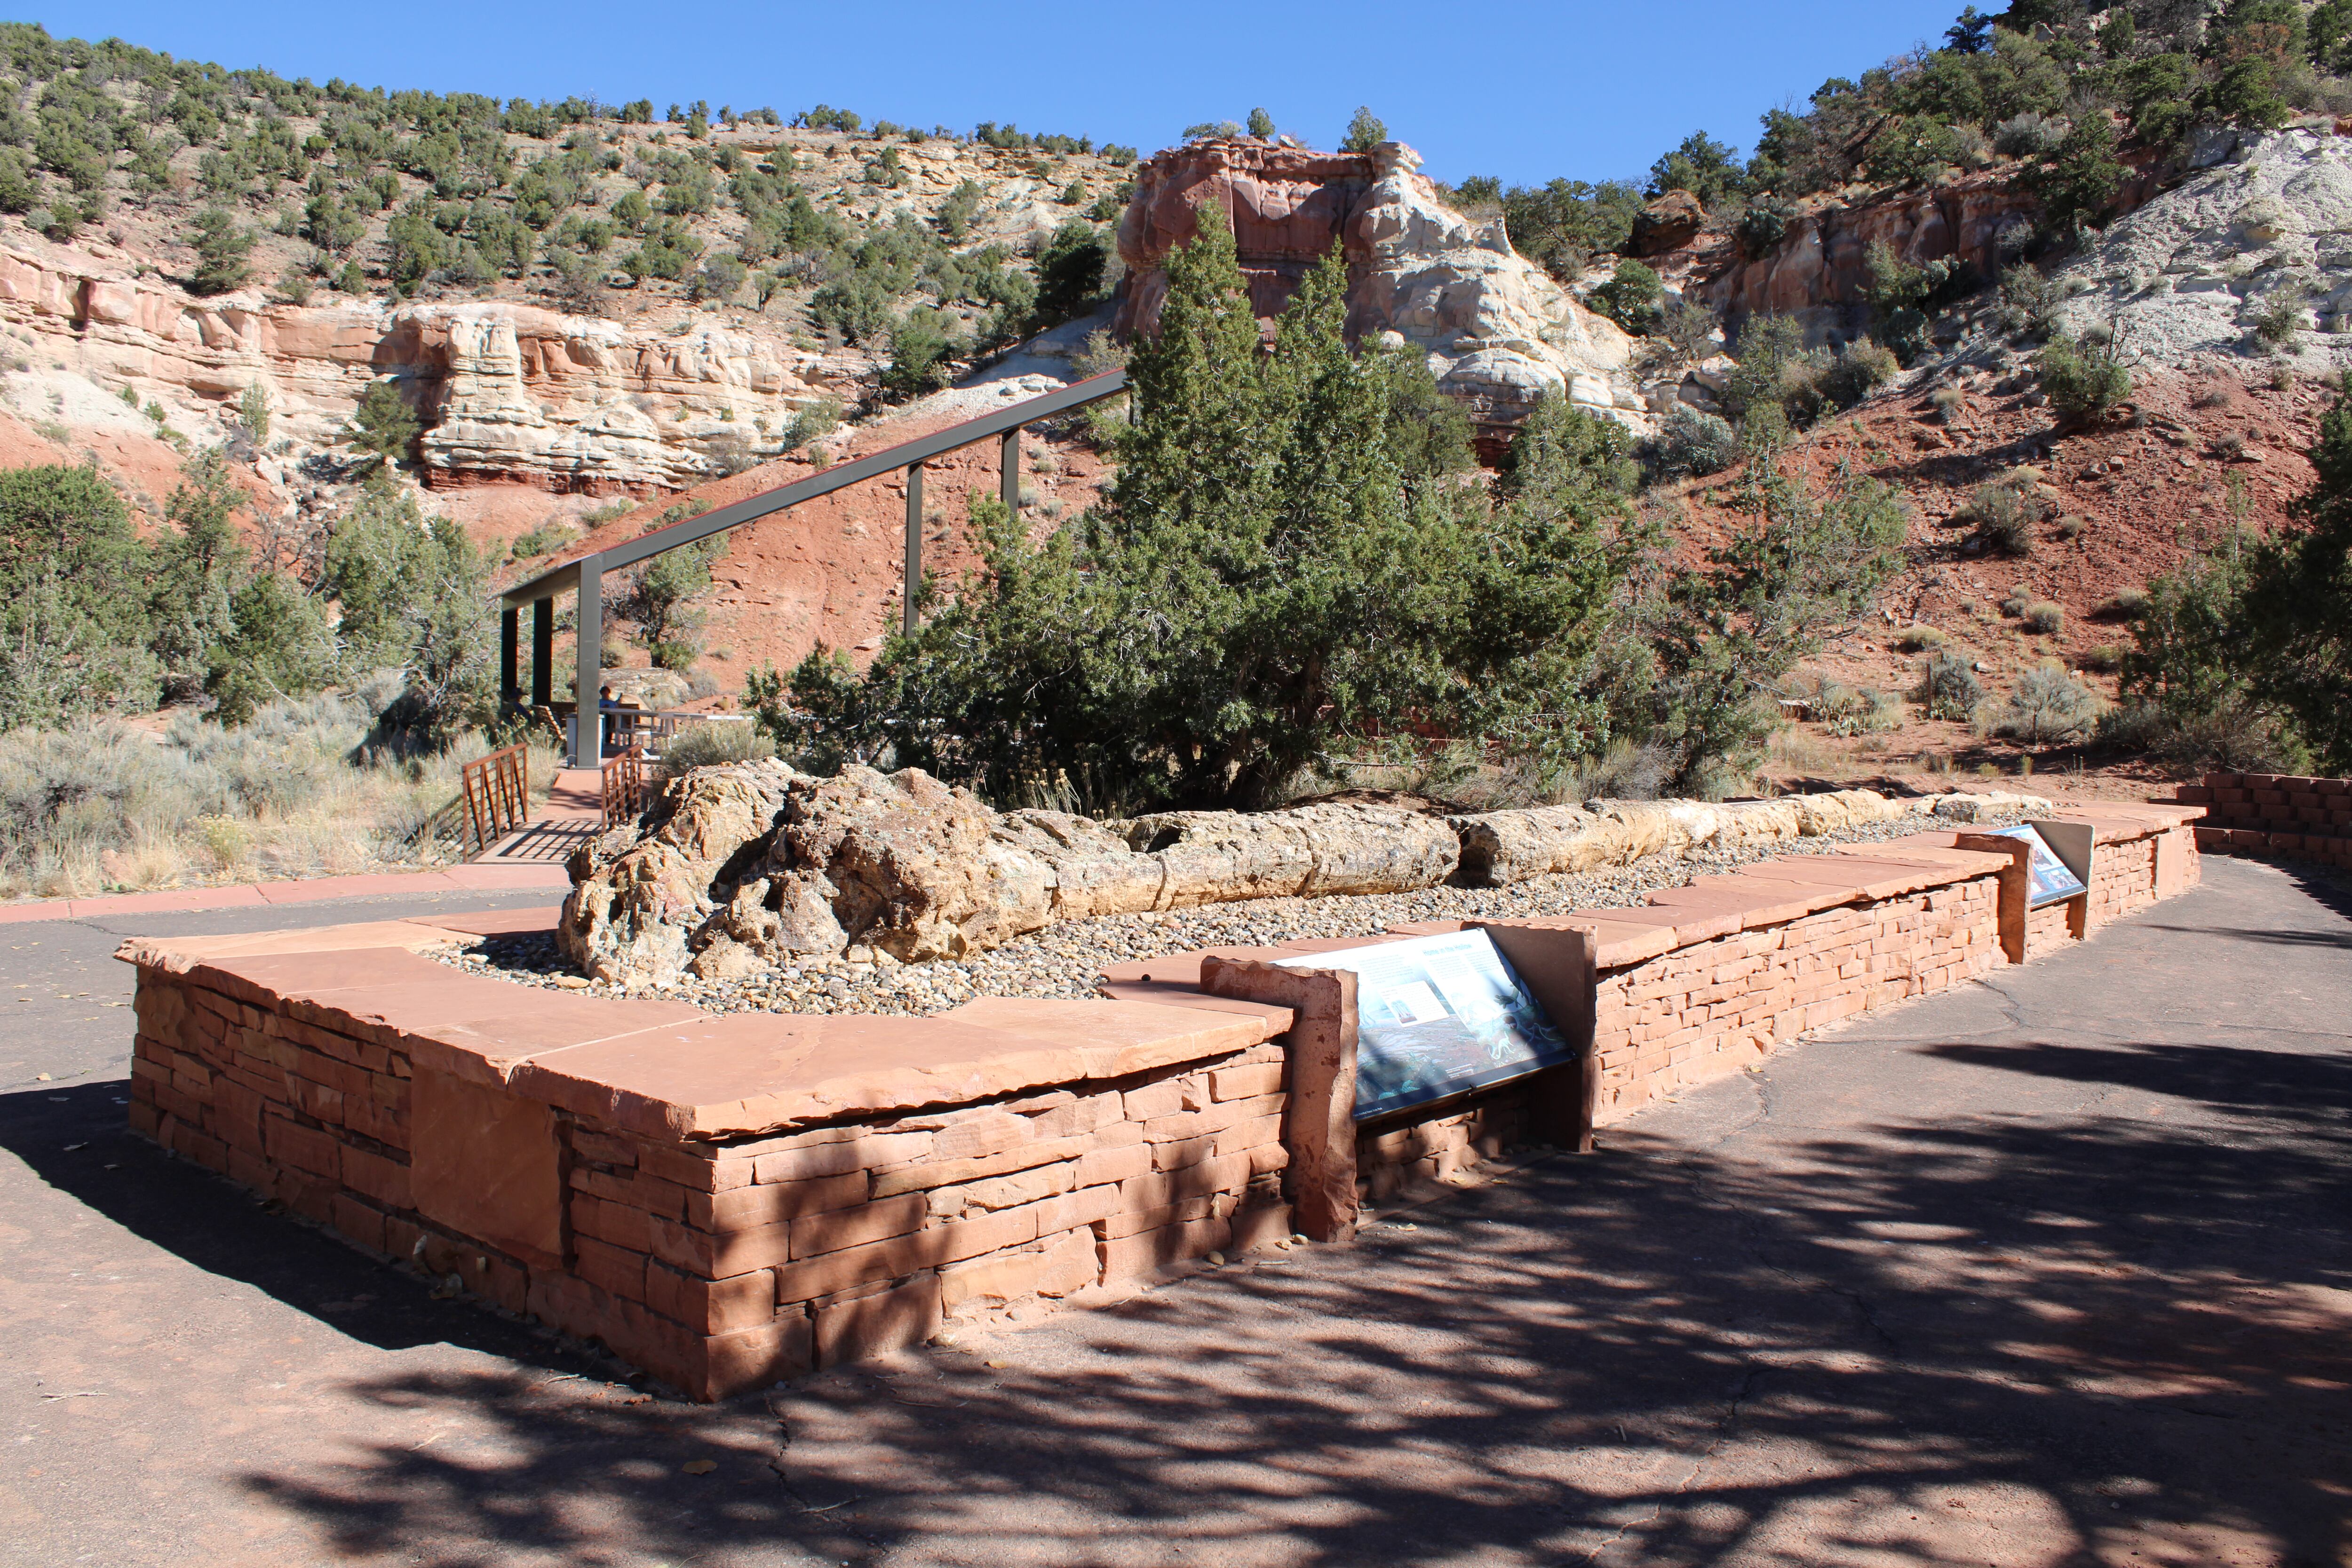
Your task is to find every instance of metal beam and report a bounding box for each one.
[500,606,519,705]
[903,461,922,638]
[573,554,602,766]
[530,597,553,709]
[501,368,1126,608]
[999,427,1020,515]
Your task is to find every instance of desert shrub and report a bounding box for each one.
[1931,385,1967,424]
[508,521,577,561]
[1648,404,1740,479]
[0,690,554,898]
[880,307,963,401]
[1590,261,1664,334]
[1893,625,1949,653]
[2098,585,2149,619]
[2252,287,2305,349]
[1721,313,1808,422]
[1996,266,2062,340]
[1963,476,2042,555]
[658,717,775,776]
[1999,589,2032,617]
[1987,661,2101,744]
[1863,242,1972,364]
[1795,675,1900,737]
[2021,598,2066,634]
[2037,331,2132,422]
[2054,513,2087,540]
[1993,112,2066,158]
[1911,651,1984,721]
[1820,338,1900,405]
[2080,643,2124,673]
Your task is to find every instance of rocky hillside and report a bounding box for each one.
[1645,125,2352,792]
[0,24,1132,554]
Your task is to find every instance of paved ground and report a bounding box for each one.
[2,860,2346,1567]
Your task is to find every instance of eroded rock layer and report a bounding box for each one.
[0,242,830,493]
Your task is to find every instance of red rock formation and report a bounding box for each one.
[1629,191,1707,258]
[1684,161,2164,324]
[1113,139,1652,445]
[1113,140,1379,338]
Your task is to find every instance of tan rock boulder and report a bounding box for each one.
[564,765,1462,983]
[1630,191,1707,257]
[560,762,802,982]
[1126,802,1460,906]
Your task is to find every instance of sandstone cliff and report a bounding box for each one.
[0,237,835,495]
[1113,139,1657,443]
[2046,128,2352,370]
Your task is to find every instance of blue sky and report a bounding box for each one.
[31,0,1969,186]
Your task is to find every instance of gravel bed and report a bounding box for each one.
[434,810,2026,1018]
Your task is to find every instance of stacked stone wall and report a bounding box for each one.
[120,801,2204,1400]
[1591,877,2003,1122]
[130,966,1292,1399]
[2183,773,2352,868]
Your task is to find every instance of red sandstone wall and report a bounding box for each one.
[129,976,1293,1399]
[1591,876,2003,1122]
[121,804,2204,1399]
[2183,773,2352,868]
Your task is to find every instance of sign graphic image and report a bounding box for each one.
[1277,930,1569,1121]
[1990,823,2088,907]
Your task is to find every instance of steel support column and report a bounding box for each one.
[531,597,553,709]
[499,606,519,706]
[903,461,923,637]
[999,427,1020,515]
[574,553,603,766]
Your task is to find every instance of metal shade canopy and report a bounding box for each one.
[496,367,1128,763]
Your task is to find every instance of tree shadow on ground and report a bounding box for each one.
[0,1075,596,1373]
[236,1027,2352,1567]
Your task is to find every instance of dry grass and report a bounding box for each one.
[0,686,562,901]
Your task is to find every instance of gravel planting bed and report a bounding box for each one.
[434,810,2026,1018]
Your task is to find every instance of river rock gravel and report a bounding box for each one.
[429,809,2026,1018]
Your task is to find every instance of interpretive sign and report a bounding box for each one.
[1276,930,1571,1122]
[1991,823,2088,908]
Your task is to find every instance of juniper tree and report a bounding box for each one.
[187,207,254,295]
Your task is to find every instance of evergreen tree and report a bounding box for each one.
[148,449,249,698]
[1340,106,1387,153]
[2235,373,2352,770]
[770,220,1643,809]
[187,207,254,295]
[346,379,419,470]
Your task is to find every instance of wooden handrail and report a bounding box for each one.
[602,744,648,829]
[459,743,531,855]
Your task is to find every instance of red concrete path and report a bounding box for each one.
[0,861,570,926]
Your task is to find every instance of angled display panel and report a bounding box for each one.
[1991,823,2089,907]
[1277,930,1570,1121]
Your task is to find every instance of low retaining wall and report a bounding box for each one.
[2180,772,2352,869]
[120,804,2202,1400]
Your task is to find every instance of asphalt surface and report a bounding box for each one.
[1,860,2346,1567]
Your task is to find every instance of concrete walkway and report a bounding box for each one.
[1,859,2346,1566]
[0,861,570,926]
